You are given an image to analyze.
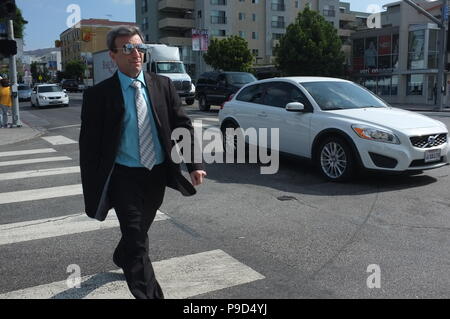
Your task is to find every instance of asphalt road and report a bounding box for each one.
[0,94,449,299]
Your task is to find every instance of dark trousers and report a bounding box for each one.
[108,162,167,299]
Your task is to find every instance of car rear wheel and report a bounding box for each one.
[199,95,210,111]
[316,137,355,182]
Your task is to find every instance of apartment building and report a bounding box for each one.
[136,0,368,79]
[350,0,449,107]
[59,19,136,81]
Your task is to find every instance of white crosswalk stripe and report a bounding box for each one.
[0,210,168,246]
[0,250,265,299]
[42,135,78,145]
[0,156,72,167]
[0,143,264,299]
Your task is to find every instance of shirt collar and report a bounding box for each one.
[117,70,147,90]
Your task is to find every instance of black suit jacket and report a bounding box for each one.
[79,71,204,221]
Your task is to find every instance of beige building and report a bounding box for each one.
[59,19,136,80]
[136,0,368,79]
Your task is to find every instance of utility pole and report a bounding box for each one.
[404,0,448,111]
[7,19,21,127]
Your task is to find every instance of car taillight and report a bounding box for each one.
[221,94,235,110]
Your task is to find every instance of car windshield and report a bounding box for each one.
[18,85,30,90]
[301,81,388,110]
[38,86,63,93]
[156,62,186,73]
[226,73,257,85]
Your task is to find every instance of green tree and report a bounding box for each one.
[274,7,345,77]
[64,60,86,80]
[30,62,50,83]
[203,36,254,72]
[0,8,28,39]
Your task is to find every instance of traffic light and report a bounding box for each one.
[0,39,17,56]
[0,0,17,19]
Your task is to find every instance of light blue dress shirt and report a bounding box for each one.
[115,70,165,167]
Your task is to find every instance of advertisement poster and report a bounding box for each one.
[192,29,208,51]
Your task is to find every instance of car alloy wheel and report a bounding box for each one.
[317,137,355,181]
[199,96,210,111]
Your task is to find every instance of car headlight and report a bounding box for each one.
[351,125,400,144]
[39,95,47,100]
[190,83,195,93]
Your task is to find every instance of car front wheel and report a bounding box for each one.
[316,137,355,182]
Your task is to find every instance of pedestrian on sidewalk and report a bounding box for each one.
[79,26,206,299]
[0,78,12,128]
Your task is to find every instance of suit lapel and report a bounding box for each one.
[144,72,163,127]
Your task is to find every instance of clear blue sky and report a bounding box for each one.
[17,0,398,51]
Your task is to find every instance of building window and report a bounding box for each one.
[323,5,335,17]
[239,12,246,20]
[252,49,259,56]
[271,0,285,11]
[272,33,284,40]
[295,1,299,9]
[271,16,285,28]
[141,0,147,14]
[252,0,259,3]
[252,31,258,39]
[408,29,425,70]
[252,13,256,21]
[142,17,148,31]
[211,0,226,5]
[239,31,246,38]
[428,29,439,69]
[211,10,227,24]
[211,29,226,37]
[407,74,424,95]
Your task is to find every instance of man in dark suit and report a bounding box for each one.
[79,26,206,299]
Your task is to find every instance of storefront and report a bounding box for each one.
[351,24,447,107]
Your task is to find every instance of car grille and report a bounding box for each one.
[410,133,447,148]
[172,80,191,91]
[48,96,61,100]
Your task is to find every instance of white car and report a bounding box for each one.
[218,77,449,181]
[31,84,69,108]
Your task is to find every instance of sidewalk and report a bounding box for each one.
[0,120,44,146]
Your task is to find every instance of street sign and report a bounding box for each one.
[444,5,449,22]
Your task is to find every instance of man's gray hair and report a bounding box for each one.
[107,26,144,52]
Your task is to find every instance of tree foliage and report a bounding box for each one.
[0,8,28,39]
[64,60,86,80]
[203,36,254,72]
[274,7,345,77]
[30,62,51,83]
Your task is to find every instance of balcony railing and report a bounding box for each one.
[323,9,336,17]
[271,3,285,11]
[271,21,285,28]
[211,16,227,24]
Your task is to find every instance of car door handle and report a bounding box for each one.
[257,112,268,117]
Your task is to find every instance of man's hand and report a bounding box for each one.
[190,170,207,186]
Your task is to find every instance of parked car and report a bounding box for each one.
[18,84,32,101]
[195,71,257,111]
[61,79,80,92]
[219,77,449,181]
[31,84,69,108]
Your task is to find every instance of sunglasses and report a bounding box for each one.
[115,43,147,55]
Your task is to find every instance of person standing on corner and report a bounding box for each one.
[0,78,12,128]
[78,26,206,299]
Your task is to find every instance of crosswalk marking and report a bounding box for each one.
[0,166,80,181]
[0,249,265,299]
[0,184,82,205]
[0,156,72,167]
[42,136,78,145]
[0,210,168,246]
[0,148,57,158]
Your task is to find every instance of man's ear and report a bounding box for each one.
[109,50,116,62]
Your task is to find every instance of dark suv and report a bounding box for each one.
[61,79,79,92]
[195,71,257,111]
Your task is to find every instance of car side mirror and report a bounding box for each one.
[286,102,305,112]
[63,89,67,93]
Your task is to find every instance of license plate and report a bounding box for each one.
[424,149,441,163]
[49,100,61,104]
